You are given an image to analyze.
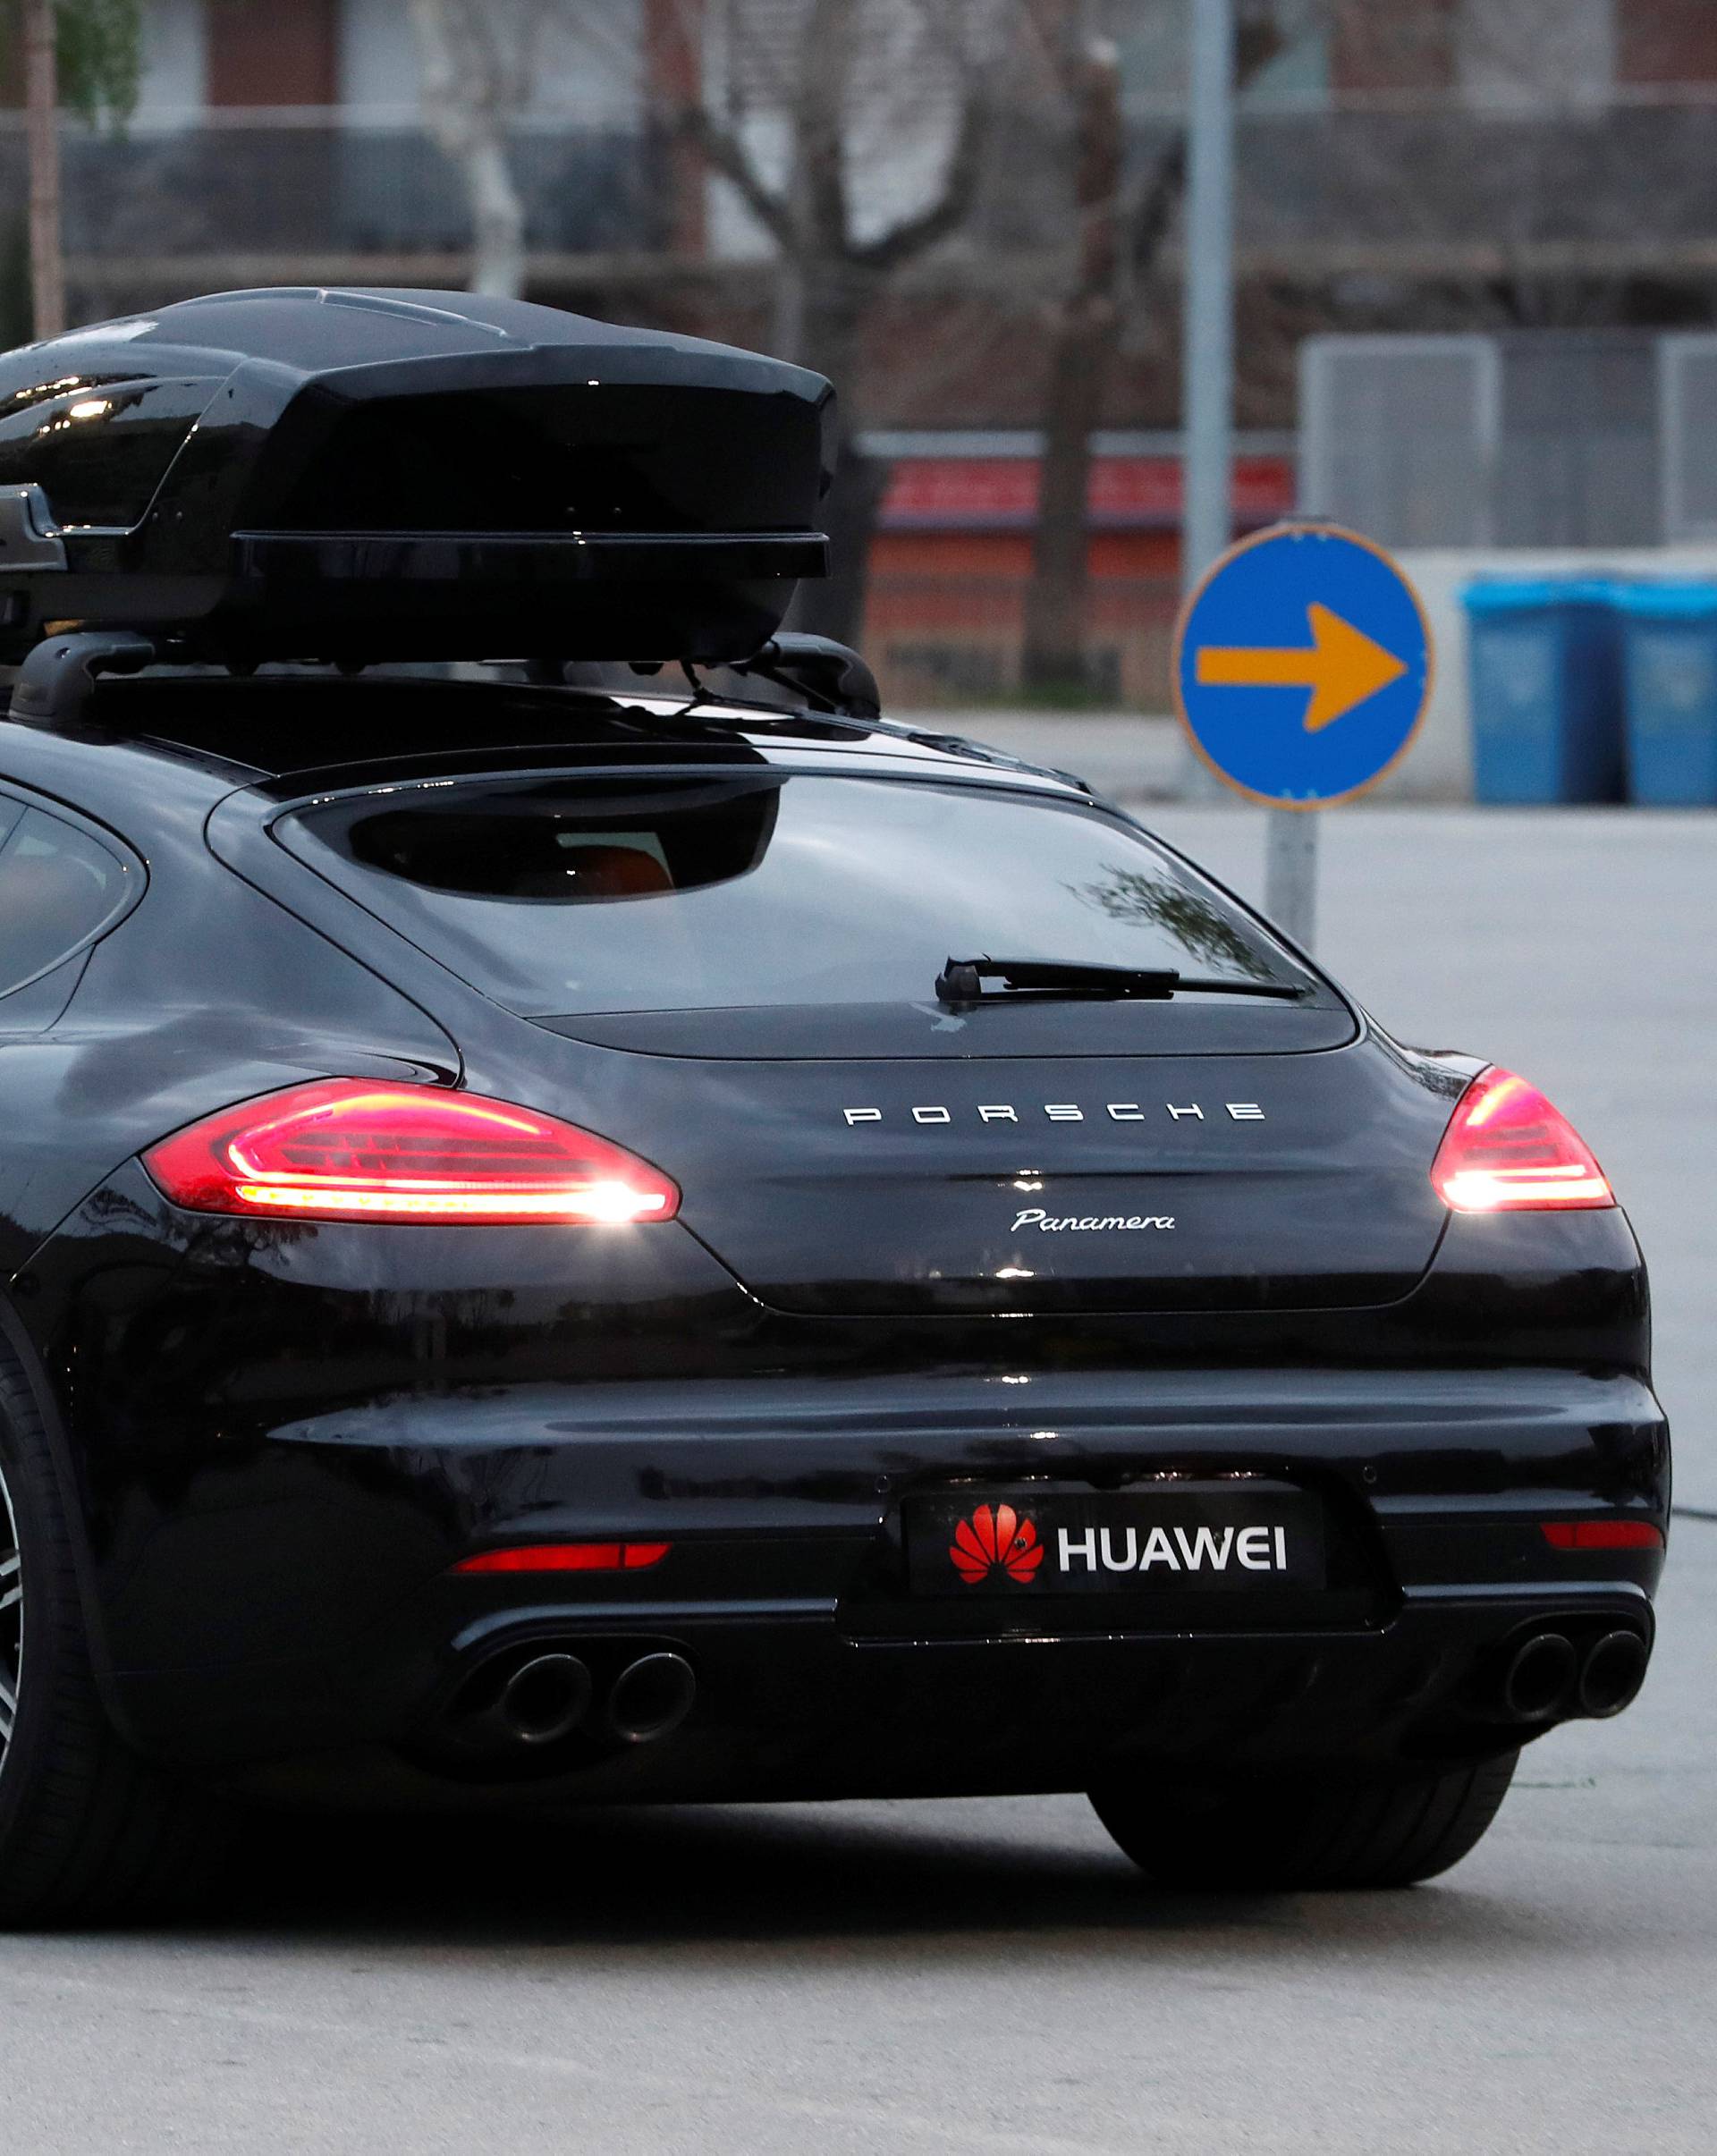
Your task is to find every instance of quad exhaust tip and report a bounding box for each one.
[496,1653,593,1747]
[1496,1628,1649,1723]
[442,1644,696,1756]
[1501,1632,1578,1722]
[606,1652,698,1745]
[1577,1629,1649,1719]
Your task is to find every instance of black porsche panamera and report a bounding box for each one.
[0,289,1670,1920]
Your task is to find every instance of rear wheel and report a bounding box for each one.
[0,1365,231,1925]
[1090,1752,1519,1891]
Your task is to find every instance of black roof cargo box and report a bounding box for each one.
[0,286,833,667]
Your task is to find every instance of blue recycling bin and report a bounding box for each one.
[1461,579,1626,805]
[1614,583,1717,806]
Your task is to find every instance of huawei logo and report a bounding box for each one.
[949,1502,1044,1585]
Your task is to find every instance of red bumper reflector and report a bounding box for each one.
[1541,1520,1664,1552]
[453,1542,672,1575]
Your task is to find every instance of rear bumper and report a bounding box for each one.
[116,1590,1659,1802]
[89,1374,1667,1785]
[26,1175,1668,1791]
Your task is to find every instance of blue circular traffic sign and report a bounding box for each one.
[1173,524,1433,807]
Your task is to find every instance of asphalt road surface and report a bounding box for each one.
[2,801,1712,2155]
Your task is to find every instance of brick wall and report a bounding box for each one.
[1331,0,1460,90]
[1620,1,1717,84]
[207,0,340,106]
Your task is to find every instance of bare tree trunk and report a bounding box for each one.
[1020,36,1121,697]
[462,136,528,300]
[791,433,888,647]
[1020,317,1111,695]
[783,258,885,647]
[774,2,875,649]
[643,0,706,256]
[1020,3,1282,699]
[670,0,1000,655]
[25,0,64,340]
[408,0,528,301]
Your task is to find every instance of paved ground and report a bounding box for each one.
[2,1544,1713,2154]
[3,782,1713,2154]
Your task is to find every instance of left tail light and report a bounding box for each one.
[1430,1067,1613,1213]
[143,1078,680,1225]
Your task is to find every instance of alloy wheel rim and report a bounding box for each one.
[0,1459,20,1775]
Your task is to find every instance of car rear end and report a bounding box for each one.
[45,716,1668,1805]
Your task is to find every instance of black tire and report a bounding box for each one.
[0,1357,232,1925]
[1090,1752,1519,1892]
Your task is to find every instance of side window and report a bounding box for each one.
[0,805,135,1000]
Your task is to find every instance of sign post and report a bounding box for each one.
[1177,0,1236,806]
[1181,0,1235,601]
[1264,809,1319,951]
[1171,524,1434,949]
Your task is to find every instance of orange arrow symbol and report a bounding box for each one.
[1195,603,1410,732]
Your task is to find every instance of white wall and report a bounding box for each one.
[1454,0,1616,106]
[530,5,642,124]
[339,0,643,124]
[705,0,996,261]
[1115,0,1331,114]
[339,0,420,120]
[136,0,207,118]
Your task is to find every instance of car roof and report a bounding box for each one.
[0,672,1094,836]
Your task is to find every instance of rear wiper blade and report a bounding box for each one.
[934,955,1308,1004]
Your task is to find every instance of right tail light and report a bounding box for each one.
[1431,1067,1613,1213]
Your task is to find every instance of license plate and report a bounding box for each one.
[906,1485,1325,1597]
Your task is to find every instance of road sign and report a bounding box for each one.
[1173,524,1433,807]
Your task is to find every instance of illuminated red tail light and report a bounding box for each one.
[143,1079,680,1225]
[1430,1068,1613,1213]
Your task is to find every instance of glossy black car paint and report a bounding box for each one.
[0,286,833,667]
[0,679,1668,1804]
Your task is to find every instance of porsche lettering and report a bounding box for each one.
[842,1102,1266,1127]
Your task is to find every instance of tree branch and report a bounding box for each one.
[678,101,796,251]
[792,0,858,258]
[1129,134,1188,280]
[850,72,994,271]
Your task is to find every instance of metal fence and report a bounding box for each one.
[1301,330,1672,549]
[1661,336,1717,544]
[1300,335,1498,545]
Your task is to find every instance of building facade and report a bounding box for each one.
[4,2,1715,706]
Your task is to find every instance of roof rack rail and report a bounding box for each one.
[9,630,163,729]
[0,629,1090,801]
[2,630,884,734]
[729,633,881,720]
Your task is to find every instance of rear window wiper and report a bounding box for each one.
[934,956,1309,1004]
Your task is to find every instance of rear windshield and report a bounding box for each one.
[282,773,1320,1020]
